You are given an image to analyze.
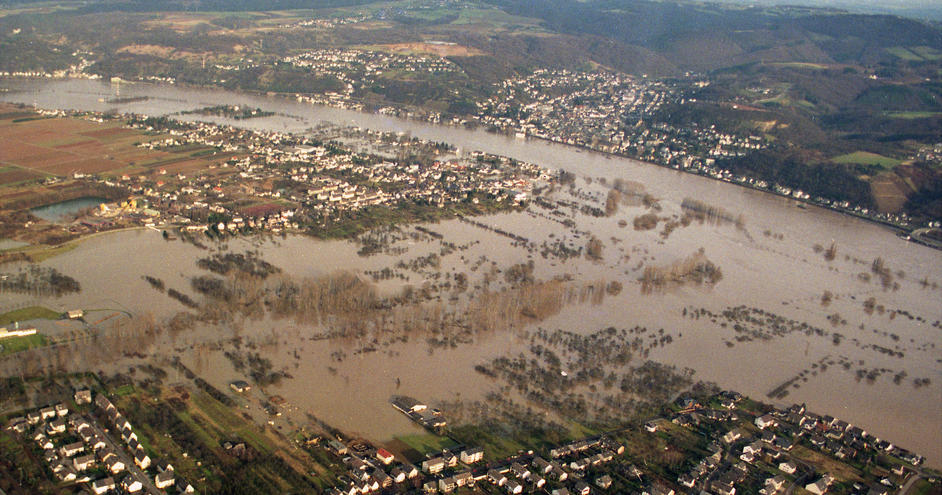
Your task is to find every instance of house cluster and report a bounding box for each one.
[106,116,542,233]
[323,438,426,495]
[472,69,763,165]
[277,14,367,30]
[661,391,923,495]
[423,436,626,495]
[283,48,459,109]
[4,388,194,494]
[324,428,634,495]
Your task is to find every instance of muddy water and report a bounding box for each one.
[1,77,940,466]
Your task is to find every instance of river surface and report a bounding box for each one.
[2,77,940,467]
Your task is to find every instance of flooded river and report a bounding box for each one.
[1,77,940,466]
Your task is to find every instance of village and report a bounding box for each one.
[4,377,931,495]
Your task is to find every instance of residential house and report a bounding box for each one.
[375,448,395,465]
[89,435,106,451]
[596,474,613,489]
[454,471,473,487]
[155,470,175,489]
[551,489,571,495]
[46,418,66,435]
[372,469,392,488]
[438,476,457,493]
[678,472,697,488]
[74,389,92,405]
[73,454,96,471]
[511,462,530,480]
[779,461,797,474]
[26,411,41,425]
[723,428,745,444]
[55,466,77,482]
[106,456,126,474]
[91,477,115,495]
[60,442,85,457]
[54,403,68,417]
[506,479,524,494]
[806,474,834,495]
[422,457,445,474]
[7,417,27,434]
[40,407,56,420]
[532,456,553,474]
[574,481,592,495]
[94,394,114,412]
[488,469,507,486]
[756,414,777,429]
[764,475,786,492]
[531,474,546,488]
[401,463,419,479]
[389,467,406,483]
[134,449,151,470]
[711,481,736,495]
[328,440,348,455]
[122,477,143,493]
[177,478,196,493]
[460,447,484,464]
[551,464,568,482]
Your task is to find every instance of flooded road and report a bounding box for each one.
[1,77,940,466]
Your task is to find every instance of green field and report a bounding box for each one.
[910,46,942,61]
[0,306,60,326]
[769,62,829,70]
[886,111,942,120]
[885,47,924,61]
[0,333,48,355]
[832,151,901,169]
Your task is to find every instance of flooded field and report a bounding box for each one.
[1,77,940,467]
[30,196,107,223]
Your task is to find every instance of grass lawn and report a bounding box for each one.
[910,478,942,495]
[832,151,901,169]
[448,425,527,460]
[0,333,48,355]
[394,432,459,455]
[1,241,79,262]
[190,391,274,454]
[0,306,60,326]
[791,445,863,483]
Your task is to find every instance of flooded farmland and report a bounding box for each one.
[1,77,940,467]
